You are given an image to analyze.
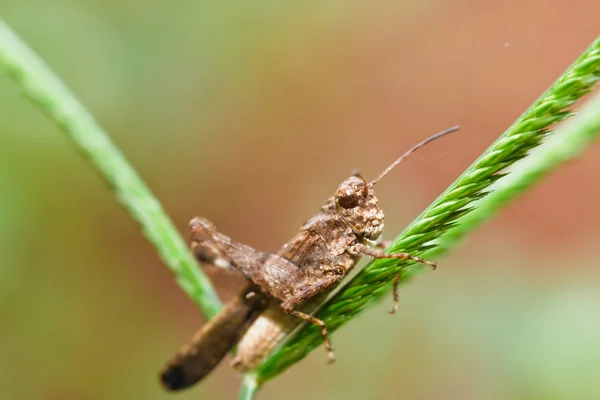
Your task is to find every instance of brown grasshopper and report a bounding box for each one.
[160,126,460,391]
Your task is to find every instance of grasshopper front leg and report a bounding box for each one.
[349,243,437,314]
[279,271,344,364]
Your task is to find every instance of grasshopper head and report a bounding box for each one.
[335,174,384,242]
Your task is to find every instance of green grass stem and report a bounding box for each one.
[253,36,600,385]
[0,19,222,319]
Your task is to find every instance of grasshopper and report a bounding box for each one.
[161,126,459,390]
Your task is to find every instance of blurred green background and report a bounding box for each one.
[1,1,600,399]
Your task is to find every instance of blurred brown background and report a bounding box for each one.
[1,1,600,399]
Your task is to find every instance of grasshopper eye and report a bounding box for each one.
[337,191,359,209]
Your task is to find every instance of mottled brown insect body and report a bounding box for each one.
[160,126,459,391]
[161,284,268,391]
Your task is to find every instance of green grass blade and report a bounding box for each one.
[0,19,222,319]
[439,89,600,251]
[238,375,260,400]
[255,36,600,383]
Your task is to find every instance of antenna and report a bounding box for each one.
[368,125,460,186]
